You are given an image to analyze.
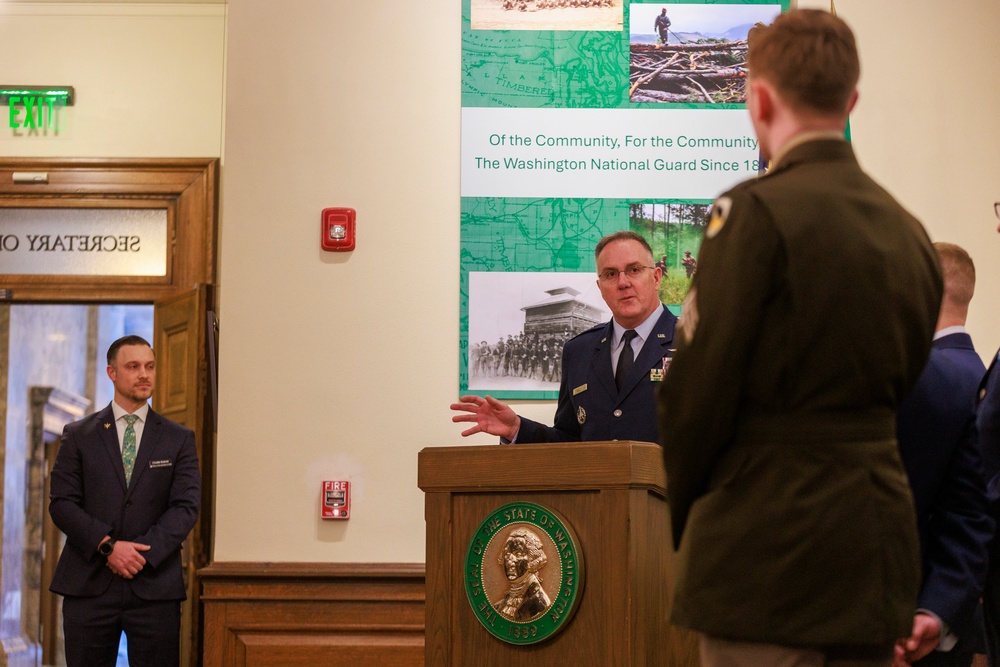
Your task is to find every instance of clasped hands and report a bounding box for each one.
[104,540,152,579]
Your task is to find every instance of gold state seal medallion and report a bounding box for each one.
[464,501,584,644]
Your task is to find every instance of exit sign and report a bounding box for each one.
[1,86,74,131]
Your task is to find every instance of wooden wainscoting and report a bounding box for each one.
[199,562,425,667]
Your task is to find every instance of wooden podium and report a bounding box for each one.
[418,440,699,666]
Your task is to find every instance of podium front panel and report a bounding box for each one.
[420,442,699,667]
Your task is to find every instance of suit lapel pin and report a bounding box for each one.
[657,333,666,338]
[104,423,111,429]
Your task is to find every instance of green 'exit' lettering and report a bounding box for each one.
[8,96,60,129]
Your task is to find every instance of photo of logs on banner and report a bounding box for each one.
[498,0,612,9]
[629,40,750,105]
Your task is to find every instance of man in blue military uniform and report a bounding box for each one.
[451,230,676,445]
[895,242,993,667]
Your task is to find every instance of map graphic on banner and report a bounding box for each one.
[460,0,789,399]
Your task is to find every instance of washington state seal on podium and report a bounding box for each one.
[464,501,584,644]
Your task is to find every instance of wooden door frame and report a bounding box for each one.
[0,157,219,667]
[154,285,215,667]
[0,157,218,303]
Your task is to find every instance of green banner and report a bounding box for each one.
[460,0,790,399]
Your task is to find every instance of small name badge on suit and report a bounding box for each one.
[149,459,173,469]
[573,384,587,396]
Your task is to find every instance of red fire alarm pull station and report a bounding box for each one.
[321,481,350,519]
[321,208,356,251]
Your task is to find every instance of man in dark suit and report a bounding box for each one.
[657,10,943,666]
[451,230,677,444]
[49,335,201,667]
[895,242,993,667]
[979,208,1000,667]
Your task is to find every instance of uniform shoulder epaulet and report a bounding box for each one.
[567,322,607,343]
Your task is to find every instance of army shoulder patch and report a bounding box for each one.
[465,501,584,644]
[706,196,732,239]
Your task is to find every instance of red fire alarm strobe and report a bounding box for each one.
[321,481,350,519]
[321,208,356,251]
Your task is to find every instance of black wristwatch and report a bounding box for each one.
[98,538,116,557]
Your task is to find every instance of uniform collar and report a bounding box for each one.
[770,130,846,170]
[612,305,664,349]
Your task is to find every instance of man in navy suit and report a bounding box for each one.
[979,208,1000,667]
[49,335,201,667]
[982,351,1000,667]
[895,243,994,667]
[451,230,677,444]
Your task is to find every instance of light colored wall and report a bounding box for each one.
[2,1,998,566]
[0,2,225,157]
[214,0,465,563]
[215,0,1000,563]
[832,0,1000,345]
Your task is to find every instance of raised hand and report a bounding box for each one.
[450,395,521,441]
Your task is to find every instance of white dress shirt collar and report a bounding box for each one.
[933,325,967,341]
[111,400,150,423]
[612,304,664,350]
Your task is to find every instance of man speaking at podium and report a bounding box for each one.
[657,10,942,667]
[452,230,677,445]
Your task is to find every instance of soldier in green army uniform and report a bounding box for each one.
[657,10,943,667]
[681,250,696,278]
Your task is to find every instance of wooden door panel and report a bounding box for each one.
[154,287,204,429]
[154,284,213,667]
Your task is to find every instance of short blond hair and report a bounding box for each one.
[934,242,975,307]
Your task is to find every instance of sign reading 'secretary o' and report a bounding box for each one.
[465,501,584,645]
[0,208,167,277]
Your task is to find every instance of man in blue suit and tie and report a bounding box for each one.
[49,335,201,667]
[895,242,994,667]
[451,230,677,444]
[978,208,1000,667]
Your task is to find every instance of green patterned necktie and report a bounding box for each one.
[123,414,139,485]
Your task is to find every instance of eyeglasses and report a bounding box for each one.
[598,264,654,283]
